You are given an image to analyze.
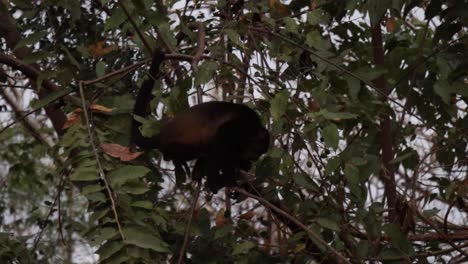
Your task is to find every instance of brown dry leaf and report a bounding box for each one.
[386,17,396,32]
[310,0,317,9]
[215,208,227,227]
[308,98,320,112]
[269,0,290,17]
[63,108,82,129]
[239,211,255,221]
[88,41,117,58]
[100,143,143,161]
[89,104,113,113]
[219,75,235,94]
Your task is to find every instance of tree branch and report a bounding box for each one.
[370,22,397,222]
[233,187,350,264]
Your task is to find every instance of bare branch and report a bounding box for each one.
[78,81,126,241]
[233,187,350,264]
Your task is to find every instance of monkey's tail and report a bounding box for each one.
[131,49,165,149]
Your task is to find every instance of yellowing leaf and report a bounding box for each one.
[215,208,227,227]
[239,211,255,221]
[386,17,396,32]
[90,104,113,113]
[100,143,143,161]
[63,108,82,129]
[88,41,117,58]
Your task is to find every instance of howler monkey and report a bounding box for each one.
[131,49,270,192]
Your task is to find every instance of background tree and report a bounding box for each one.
[0,0,467,263]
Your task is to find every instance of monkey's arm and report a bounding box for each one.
[131,49,165,149]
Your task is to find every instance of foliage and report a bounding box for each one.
[0,0,467,263]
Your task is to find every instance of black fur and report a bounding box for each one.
[131,49,165,149]
[131,50,270,192]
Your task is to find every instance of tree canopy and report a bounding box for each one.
[0,0,467,263]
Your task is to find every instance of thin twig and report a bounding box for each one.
[0,86,54,146]
[0,53,81,105]
[117,0,152,55]
[251,27,429,128]
[78,81,125,241]
[82,60,146,86]
[188,22,206,64]
[32,173,66,252]
[232,187,350,264]
[0,104,54,135]
[0,84,33,89]
[444,200,457,234]
[187,22,206,103]
[57,185,66,246]
[82,52,196,86]
[177,183,201,264]
[416,209,468,258]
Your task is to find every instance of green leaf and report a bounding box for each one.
[316,217,340,231]
[31,88,73,109]
[131,201,153,209]
[293,173,318,191]
[368,0,391,27]
[232,241,255,255]
[379,248,409,261]
[90,209,110,223]
[86,192,106,202]
[14,32,47,50]
[453,82,468,98]
[283,17,298,33]
[22,51,51,64]
[108,165,150,189]
[140,119,161,138]
[271,90,288,121]
[434,80,450,104]
[90,227,118,247]
[96,241,124,262]
[350,157,367,166]
[56,1,81,21]
[383,224,412,254]
[307,10,330,25]
[214,226,233,239]
[60,44,81,68]
[120,182,150,195]
[305,31,331,51]
[82,184,104,195]
[194,61,218,86]
[123,227,170,253]
[355,66,388,82]
[96,61,106,77]
[320,110,358,120]
[104,9,126,31]
[325,157,341,175]
[345,163,361,198]
[322,124,339,149]
[356,241,370,258]
[70,166,100,181]
[225,29,244,48]
[346,76,361,101]
[389,150,415,165]
[255,157,278,181]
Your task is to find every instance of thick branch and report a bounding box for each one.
[0,86,54,147]
[371,23,397,221]
[0,4,28,58]
[0,5,68,135]
[0,53,67,134]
